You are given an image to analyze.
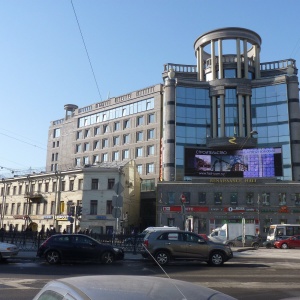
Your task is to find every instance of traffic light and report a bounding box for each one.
[76,205,82,216]
[70,206,75,216]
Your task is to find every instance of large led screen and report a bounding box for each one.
[184,147,283,178]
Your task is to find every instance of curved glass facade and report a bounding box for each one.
[175,83,292,181]
[251,83,291,180]
[175,87,210,179]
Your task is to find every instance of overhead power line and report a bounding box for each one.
[70,0,102,101]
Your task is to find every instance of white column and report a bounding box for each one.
[243,40,248,79]
[218,39,223,79]
[211,40,216,80]
[254,45,260,79]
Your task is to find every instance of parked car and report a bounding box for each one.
[37,234,124,264]
[225,235,261,250]
[33,275,237,300]
[263,235,289,249]
[274,235,300,249]
[142,230,233,266]
[0,241,19,261]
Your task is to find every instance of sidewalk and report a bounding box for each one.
[16,247,251,261]
[16,250,145,261]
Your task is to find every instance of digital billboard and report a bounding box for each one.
[184,147,283,178]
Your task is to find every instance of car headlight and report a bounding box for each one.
[113,247,121,252]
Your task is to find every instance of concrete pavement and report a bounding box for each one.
[16,247,253,261]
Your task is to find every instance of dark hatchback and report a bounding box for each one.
[37,234,124,265]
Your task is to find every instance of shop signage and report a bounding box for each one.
[224,207,257,213]
[56,215,69,221]
[162,206,209,212]
[43,215,53,219]
[13,215,25,219]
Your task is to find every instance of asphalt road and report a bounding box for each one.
[1,248,300,300]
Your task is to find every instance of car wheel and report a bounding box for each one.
[45,250,60,265]
[281,243,288,249]
[228,242,234,248]
[208,251,224,266]
[253,243,260,250]
[154,251,170,265]
[101,251,114,264]
[266,243,272,249]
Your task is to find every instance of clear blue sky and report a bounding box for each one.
[1,0,300,177]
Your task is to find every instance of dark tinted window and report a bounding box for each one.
[52,236,70,243]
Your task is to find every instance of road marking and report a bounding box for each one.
[0,278,42,290]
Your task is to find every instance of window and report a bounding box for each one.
[278,193,287,205]
[52,182,57,192]
[84,129,90,138]
[78,179,83,190]
[114,122,120,131]
[102,139,109,148]
[16,203,21,214]
[168,192,175,204]
[214,192,222,205]
[84,143,90,151]
[136,147,143,157]
[230,192,238,205]
[50,201,55,214]
[123,134,130,144]
[146,163,155,174]
[75,158,81,166]
[69,180,74,191]
[44,182,49,193]
[43,202,48,214]
[137,164,142,174]
[148,129,155,139]
[94,140,100,150]
[102,153,108,162]
[90,200,98,215]
[52,141,55,148]
[246,192,254,205]
[106,200,113,214]
[10,203,15,215]
[108,179,115,189]
[123,149,129,159]
[124,119,130,129]
[113,151,119,161]
[262,193,270,206]
[93,154,99,164]
[94,127,100,135]
[136,131,143,142]
[91,179,99,190]
[113,136,120,146]
[103,124,109,133]
[83,156,89,165]
[198,192,206,204]
[147,145,155,156]
[61,181,65,191]
[77,131,82,139]
[137,116,144,126]
[13,186,16,195]
[181,192,190,204]
[53,128,60,138]
[148,113,155,124]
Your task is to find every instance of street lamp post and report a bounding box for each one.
[1,178,6,229]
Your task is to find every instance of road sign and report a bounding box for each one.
[112,195,123,207]
[113,182,124,195]
[112,207,121,218]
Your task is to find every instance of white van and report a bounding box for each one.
[141,226,179,235]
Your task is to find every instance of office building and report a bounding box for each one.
[46,27,300,235]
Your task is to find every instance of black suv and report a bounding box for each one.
[142,230,233,266]
[37,234,124,264]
